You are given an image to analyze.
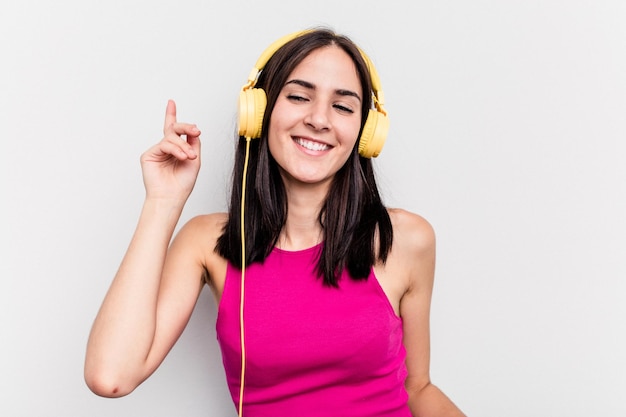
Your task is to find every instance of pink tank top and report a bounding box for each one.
[216,244,410,416]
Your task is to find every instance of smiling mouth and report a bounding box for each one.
[294,137,331,152]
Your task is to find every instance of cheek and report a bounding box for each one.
[340,119,363,149]
[266,108,282,156]
[267,100,293,139]
[266,119,289,162]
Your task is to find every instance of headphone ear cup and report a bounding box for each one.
[358,109,389,158]
[238,88,267,138]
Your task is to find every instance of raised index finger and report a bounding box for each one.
[163,99,177,133]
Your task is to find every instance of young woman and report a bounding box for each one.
[85,28,465,417]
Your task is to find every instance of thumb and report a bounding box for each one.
[187,132,201,159]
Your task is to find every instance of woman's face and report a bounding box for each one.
[268,45,363,189]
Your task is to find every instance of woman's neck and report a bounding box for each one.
[279,181,328,251]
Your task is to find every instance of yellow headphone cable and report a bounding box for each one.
[238,137,252,417]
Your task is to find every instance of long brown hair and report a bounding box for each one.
[216,28,392,286]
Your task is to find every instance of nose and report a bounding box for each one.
[304,101,331,132]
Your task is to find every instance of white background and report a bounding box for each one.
[1,1,625,416]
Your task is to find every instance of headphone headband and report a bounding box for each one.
[242,30,387,116]
[242,30,310,91]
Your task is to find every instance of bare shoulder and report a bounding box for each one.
[177,212,228,241]
[170,212,228,281]
[384,208,436,295]
[387,208,436,256]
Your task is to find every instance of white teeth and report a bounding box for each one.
[294,137,330,151]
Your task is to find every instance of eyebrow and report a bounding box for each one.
[285,79,362,102]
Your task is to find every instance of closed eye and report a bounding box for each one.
[333,103,354,113]
[287,94,309,102]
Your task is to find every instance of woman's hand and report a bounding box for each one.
[140,100,201,202]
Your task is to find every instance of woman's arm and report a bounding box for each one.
[84,100,207,397]
[391,209,466,416]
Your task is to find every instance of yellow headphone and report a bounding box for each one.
[238,30,389,158]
